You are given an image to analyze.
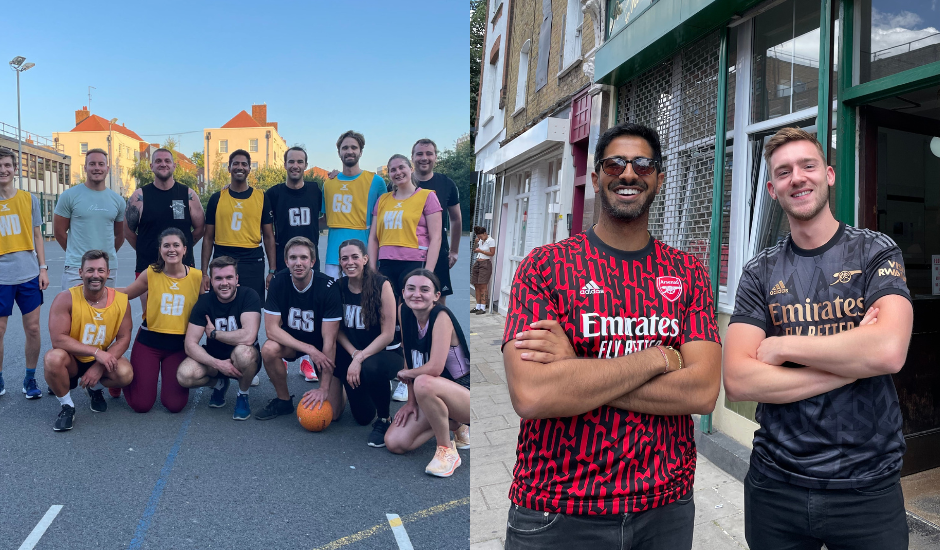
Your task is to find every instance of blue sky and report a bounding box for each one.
[1,1,469,172]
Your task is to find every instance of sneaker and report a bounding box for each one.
[0,377,6,396]
[425,442,462,477]
[108,387,121,398]
[299,356,318,382]
[233,393,251,420]
[87,388,107,413]
[475,308,487,315]
[282,358,289,373]
[53,404,75,431]
[22,378,42,399]
[251,375,260,387]
[470,307,480,313]
[255,396,294,420]
[454,424,470,449]
[209,378,230,408]
[392,381,408,402]
[368,418,391,447]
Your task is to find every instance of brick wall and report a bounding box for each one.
[504,0,594,140]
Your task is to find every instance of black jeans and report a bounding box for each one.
[333,348,403,424]
[504,492,694,550]
[744,467,908,550]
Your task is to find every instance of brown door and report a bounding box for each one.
[860,100,940,475]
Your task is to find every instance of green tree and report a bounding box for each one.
[470,0,486,149]
[191,151,204,169]
[130,155,154,188]
[435,139,476,232]
[199,152,231,209]
[249,166,287,191]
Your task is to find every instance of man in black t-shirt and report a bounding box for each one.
[412,139,460,304]
[265,146,323,273]
[724,128,913,550]
[258,236,342,421]
[201,149,276,301]
[177,256,261,421]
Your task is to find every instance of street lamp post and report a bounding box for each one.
[9,56,36,190]
[108,117,117,191]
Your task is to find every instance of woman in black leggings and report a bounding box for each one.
[333,239,404,447]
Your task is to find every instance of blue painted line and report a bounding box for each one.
[128,389,202,550]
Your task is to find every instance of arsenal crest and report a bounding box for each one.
[656,276,682,302]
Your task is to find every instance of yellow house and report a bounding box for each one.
[203,104,287,180]
[53,108,146,198]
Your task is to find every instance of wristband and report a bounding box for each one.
[671,347,683,370]
[656,346,670,374]
[268,269,276,274]
[94,349,99,359]
[210,329,217,340]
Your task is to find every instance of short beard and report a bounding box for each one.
[342,156,359,168]
[782,192,829,222]
[598,182,658,222]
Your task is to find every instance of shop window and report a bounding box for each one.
[750,0,820,124]
[858,1,940,84]
[606,0,653,39]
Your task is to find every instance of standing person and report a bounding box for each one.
[320,131,387,279]
[43,250,134,431]
[177,256,262,421]
[201,149,275,301]
[54,149,126,289]
[412,139,461,305]
[501,123,721,548]
[384,269,470,478]
[368,154,442,300]
[0,148,49,399]
[265,146,323,382]
[723,128,913,550]
[470,226,494,315]
[118,228,202,414]
[334,239,403,447]
[258,237,342,420]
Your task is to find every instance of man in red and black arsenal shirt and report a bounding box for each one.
[502,123,722,549]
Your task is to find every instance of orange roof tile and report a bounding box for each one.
[71,114,144,141]
[221,110,263,129]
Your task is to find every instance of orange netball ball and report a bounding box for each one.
[297,401,332,432]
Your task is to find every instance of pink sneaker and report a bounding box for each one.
[299,355,318,382]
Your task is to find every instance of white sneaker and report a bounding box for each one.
[251,374,260,387]
[392,381,408,402]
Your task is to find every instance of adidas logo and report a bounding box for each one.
[580,281,604,295]
[769,281,789,296]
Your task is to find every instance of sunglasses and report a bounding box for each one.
[596,156,660,177]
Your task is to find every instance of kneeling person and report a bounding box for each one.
[177,256,261,420]
[44,250,134,431]
[260,236,342,420]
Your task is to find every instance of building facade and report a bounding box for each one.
[474,0,600,313]
[53,108,146,198]
[203,104,287,181]
[1,122,71,237]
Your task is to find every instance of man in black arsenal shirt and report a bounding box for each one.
[724,128,913,550]
[502,123,721,549]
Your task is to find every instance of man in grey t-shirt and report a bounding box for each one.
[0,148,49,399]
[53,148,125,289]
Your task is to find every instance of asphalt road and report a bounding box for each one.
[0,234,471,550]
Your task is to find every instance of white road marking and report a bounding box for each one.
[386,513,414,550]
[18,505,63,550]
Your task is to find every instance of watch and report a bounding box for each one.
[268,269,276,275]
[210,329,217,340]
[38,265,48,270]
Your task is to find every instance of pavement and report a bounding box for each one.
[0,234,472,550]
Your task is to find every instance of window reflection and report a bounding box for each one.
[859,1,940,83]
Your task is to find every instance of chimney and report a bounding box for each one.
[75,107,91,126]
[269,122,278,132]
[252,104,267,126]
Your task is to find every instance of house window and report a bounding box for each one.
[219,140,228,154]
[514,40,531,114]
[80,143,88,154]
[249,139,258,152]
[251,162,258,171]
[562,0,583,69]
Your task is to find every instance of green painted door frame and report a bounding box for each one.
[834,0,856,224]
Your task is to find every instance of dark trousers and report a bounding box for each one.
[234,258,266,302]
[504,493,694,550]
[744,468,909,550]
[377,259,423,303]
[125,340,189,414]
[333,348,403,424]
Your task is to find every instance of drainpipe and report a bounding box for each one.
[265,131,271,168]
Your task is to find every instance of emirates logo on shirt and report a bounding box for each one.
[657,276,682,302]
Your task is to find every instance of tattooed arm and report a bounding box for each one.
[124,188,143,250]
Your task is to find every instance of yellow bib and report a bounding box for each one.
[69,287,129,363]
[375,189,433,250]
[214,188,264,248]
[0,190,35,255]
[145,266,202,335]
[323,171,374,230]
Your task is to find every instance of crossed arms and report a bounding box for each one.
[723,294,912,404]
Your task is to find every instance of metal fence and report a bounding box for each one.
[617,31,721,271]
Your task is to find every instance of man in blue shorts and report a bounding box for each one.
[0,147,49,399]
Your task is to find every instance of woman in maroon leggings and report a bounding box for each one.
[119,228,203,413]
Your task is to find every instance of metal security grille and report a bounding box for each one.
[617,31,721,270]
